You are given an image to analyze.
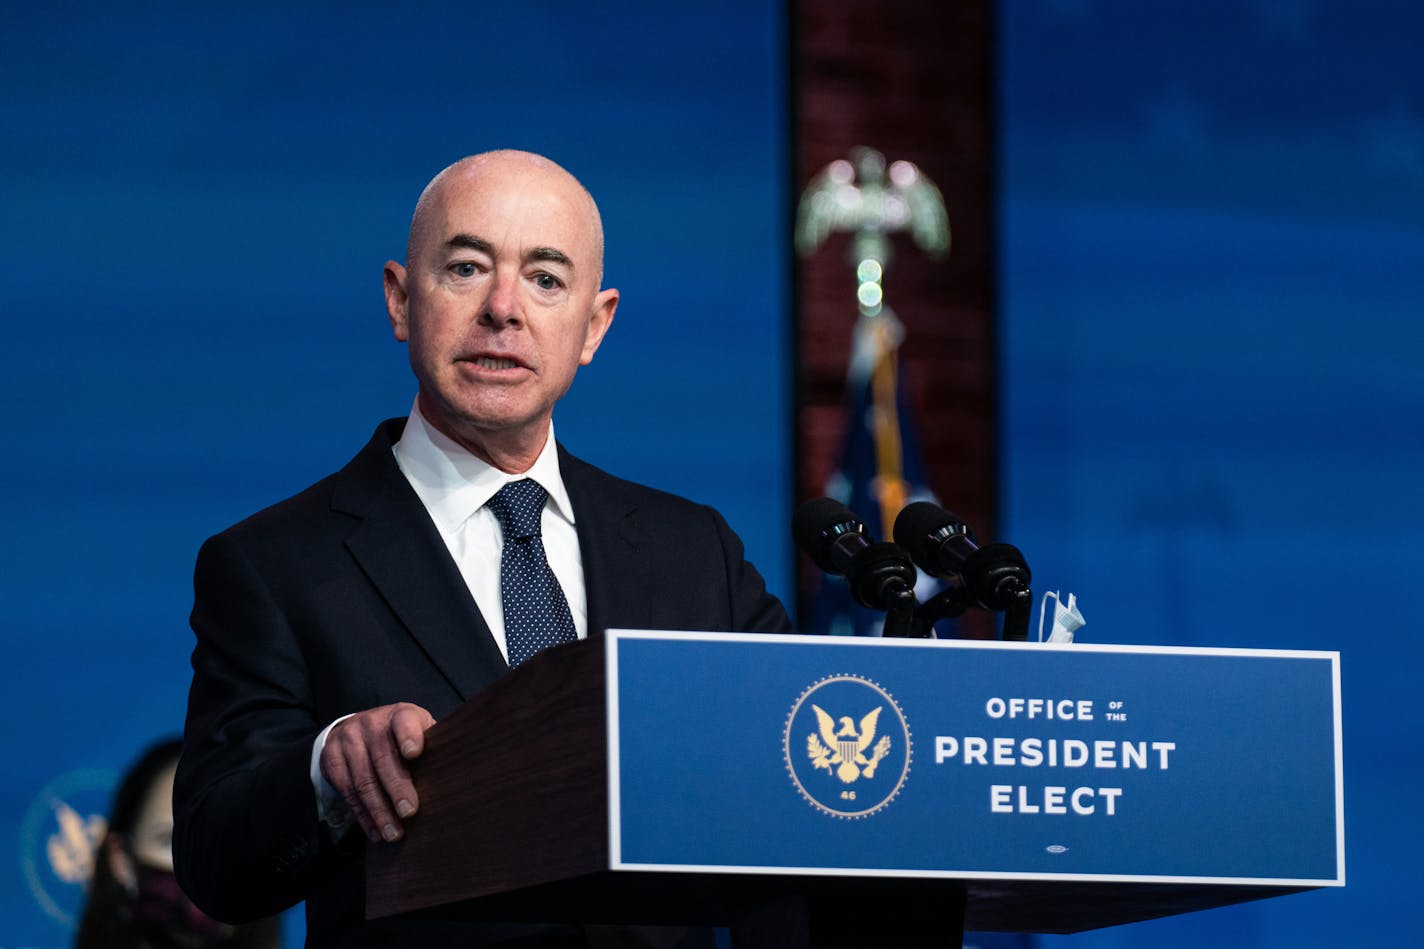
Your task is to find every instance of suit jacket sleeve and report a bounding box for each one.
[174,529,340,923]
[707,504,792,634]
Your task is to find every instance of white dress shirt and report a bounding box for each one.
[392,402,588,654]
[312,402,588,829]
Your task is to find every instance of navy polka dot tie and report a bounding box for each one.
[486,479,577,667]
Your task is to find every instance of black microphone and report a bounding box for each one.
[792,498,918,613]
[893,501,1032,613]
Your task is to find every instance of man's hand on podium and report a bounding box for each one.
[321,702,436,844]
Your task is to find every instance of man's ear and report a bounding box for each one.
[579,288,618,365]
[384,261,410,341]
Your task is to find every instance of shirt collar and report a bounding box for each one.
[392,401,574,533]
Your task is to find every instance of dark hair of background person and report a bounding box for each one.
[74,737,281,949]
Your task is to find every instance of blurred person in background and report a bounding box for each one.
[74,738,280,949]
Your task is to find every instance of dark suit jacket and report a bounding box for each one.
[173,419,790,947]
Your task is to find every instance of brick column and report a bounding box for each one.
[792,0,996,635]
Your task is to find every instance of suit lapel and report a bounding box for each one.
[560,447,651,637]
[333,420,509,701]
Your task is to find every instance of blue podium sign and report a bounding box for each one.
[605,630,1343,888]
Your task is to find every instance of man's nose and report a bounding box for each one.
[480,271,520,326]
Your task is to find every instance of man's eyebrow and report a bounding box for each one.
[444,234,495,255]
[442,236,574,272]
[528,246,574,271]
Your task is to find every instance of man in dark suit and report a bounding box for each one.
[173,151,790,946]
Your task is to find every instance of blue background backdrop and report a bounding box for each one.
[1,2,788,943]
[999,1,1421,946]
[2,1,1419,946]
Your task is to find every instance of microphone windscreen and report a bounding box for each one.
[892,501,968,569]
[792,498,862,573]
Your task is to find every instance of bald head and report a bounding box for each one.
[406,150,607,287]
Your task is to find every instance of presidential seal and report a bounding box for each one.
[784,674,911,819]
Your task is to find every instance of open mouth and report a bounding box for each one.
[468,356,521,370]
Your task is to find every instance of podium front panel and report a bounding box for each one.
[605,630,1343,888]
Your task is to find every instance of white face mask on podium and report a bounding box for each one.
[1038,590,1086,643]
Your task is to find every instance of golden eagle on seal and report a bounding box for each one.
[807,704,892,783]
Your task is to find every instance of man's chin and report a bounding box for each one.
[421,397,550,459]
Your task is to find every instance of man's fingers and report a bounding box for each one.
[349,758,403,843]
[325,717,398,842]
[370,738,419,821]
[342,786,380,844]
[320,739,373,837]
[391,703,436,760]
[320,702,435,843]
[324,740,379,842]
[384,704,435,819]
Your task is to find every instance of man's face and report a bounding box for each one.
[385,156,617,463]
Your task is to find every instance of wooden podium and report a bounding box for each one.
[367,630,1343,945]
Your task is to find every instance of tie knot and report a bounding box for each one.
[487,479,548,540]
